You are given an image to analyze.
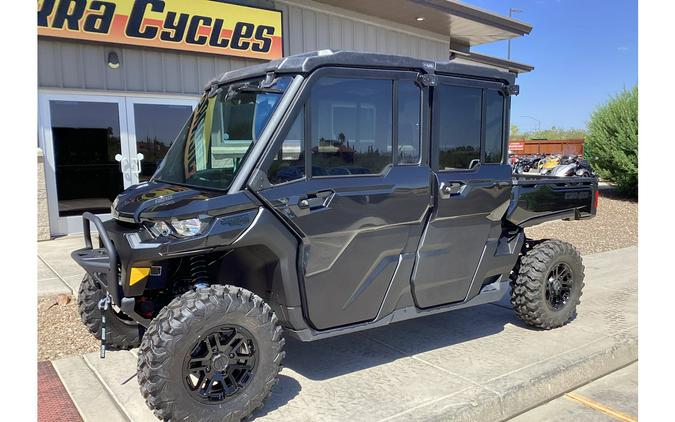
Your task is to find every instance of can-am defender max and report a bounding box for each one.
[72,51,597,421]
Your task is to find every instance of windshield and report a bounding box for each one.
[153,76,292,190]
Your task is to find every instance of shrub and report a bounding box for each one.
[585,86,638,197]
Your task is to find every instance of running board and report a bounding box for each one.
[287,279,509,342]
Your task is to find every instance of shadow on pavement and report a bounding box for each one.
[283,302,522,382]
[251,375,302,419]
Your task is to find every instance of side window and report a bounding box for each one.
[435,85,482,170]
[310,77,393,176]
[266,109,305,184]
[485,90,505,163]
[397,80,421,164]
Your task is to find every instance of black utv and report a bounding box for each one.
[72,50,598,421]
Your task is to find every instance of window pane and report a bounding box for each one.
[267,109,305,184]
[436,85,482,170]
[310,77,392,176]
[133,104,193,182]
[49,100,123,216]
[397,80,421,164]
[485,90,505,163]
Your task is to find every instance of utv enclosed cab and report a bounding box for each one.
[72,50,597,421]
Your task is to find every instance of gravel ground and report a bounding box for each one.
[37,189,636,361]
[526,189,637,255]
[38,296,98,362]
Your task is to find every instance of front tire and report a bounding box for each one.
[78,274,143,350]
[137,285,284,422]
[510,240,585,329]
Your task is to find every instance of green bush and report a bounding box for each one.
[585,86,638,196]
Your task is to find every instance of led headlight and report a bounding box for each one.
[170,217,207,237]
[148,221,171,237]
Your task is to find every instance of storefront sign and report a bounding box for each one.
[37,0,283,60]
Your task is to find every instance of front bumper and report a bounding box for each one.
[71,213,122,305]
[71,212,154,326]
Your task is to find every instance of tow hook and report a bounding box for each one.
[98,295,111,359]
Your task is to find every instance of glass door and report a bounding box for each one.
[38,94,198,236]
[39,94,132,235]
[124,97,196,185]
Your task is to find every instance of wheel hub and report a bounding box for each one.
[211,354,229,372]
[183,325,258,403]
[545,262,574,311]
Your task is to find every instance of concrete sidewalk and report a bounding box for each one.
[45,244,637,422]
[38,236,88,297]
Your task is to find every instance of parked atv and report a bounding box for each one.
[538,154,562,174]
[71,51,598,422]
[550,156,595,177]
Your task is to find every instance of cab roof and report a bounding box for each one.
[206,50,530,91]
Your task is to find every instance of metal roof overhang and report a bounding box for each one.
[312,0,533,48]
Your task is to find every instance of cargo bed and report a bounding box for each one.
[507,174,598,228]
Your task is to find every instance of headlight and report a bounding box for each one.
[170,217,207,237]
[148,221,172,237]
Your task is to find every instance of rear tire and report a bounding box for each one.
[510,240,585,329]
[137,285,284,422]
[77,274,143,350]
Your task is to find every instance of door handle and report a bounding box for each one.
[114,154,129,177]
[297,190,334,209]
[131,153,144,175]
[440,182,464,198]
[298,197,325,209]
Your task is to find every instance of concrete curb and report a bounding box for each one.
[390,326,638,422]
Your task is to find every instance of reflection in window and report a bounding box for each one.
[267,109,305,184]
[397,80,421,164]
[436,85,482,170]
[133,104,193,181]
[310,77,393,176]
[485,90,505,163]
[154,77,291,190]
[49,100,123,216]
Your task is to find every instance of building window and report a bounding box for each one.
[435,85,482,170]
[267,109,305,184]
[485,90,505,163]
[310,77,393,176]
[397,80,421,164]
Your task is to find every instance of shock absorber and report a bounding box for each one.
[189,255,209,288]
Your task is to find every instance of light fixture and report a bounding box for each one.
[107,51,120,69]
[416,17,425,21]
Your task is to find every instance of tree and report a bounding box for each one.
[510,124,520,139]
[585,86,638,196]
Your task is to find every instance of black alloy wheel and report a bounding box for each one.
[510,239,585,329]
[183,325,258,402]
[545,262,573,311]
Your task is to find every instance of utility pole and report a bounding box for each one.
[507,8,523,60]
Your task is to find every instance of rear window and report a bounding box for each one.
[485,90,505,163]
[435,85,482,170]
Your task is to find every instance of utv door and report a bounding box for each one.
[255,68,431,330]
[411,78,511,308]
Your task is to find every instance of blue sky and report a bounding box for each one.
[464,0,637,131]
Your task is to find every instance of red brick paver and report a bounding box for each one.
[38,361,83,422]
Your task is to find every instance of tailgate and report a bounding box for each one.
[506,175,598,228]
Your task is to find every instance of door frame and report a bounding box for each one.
[38,89,199,236]
[38,92,131,236]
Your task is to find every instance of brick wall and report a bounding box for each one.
[37,149,51,241]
